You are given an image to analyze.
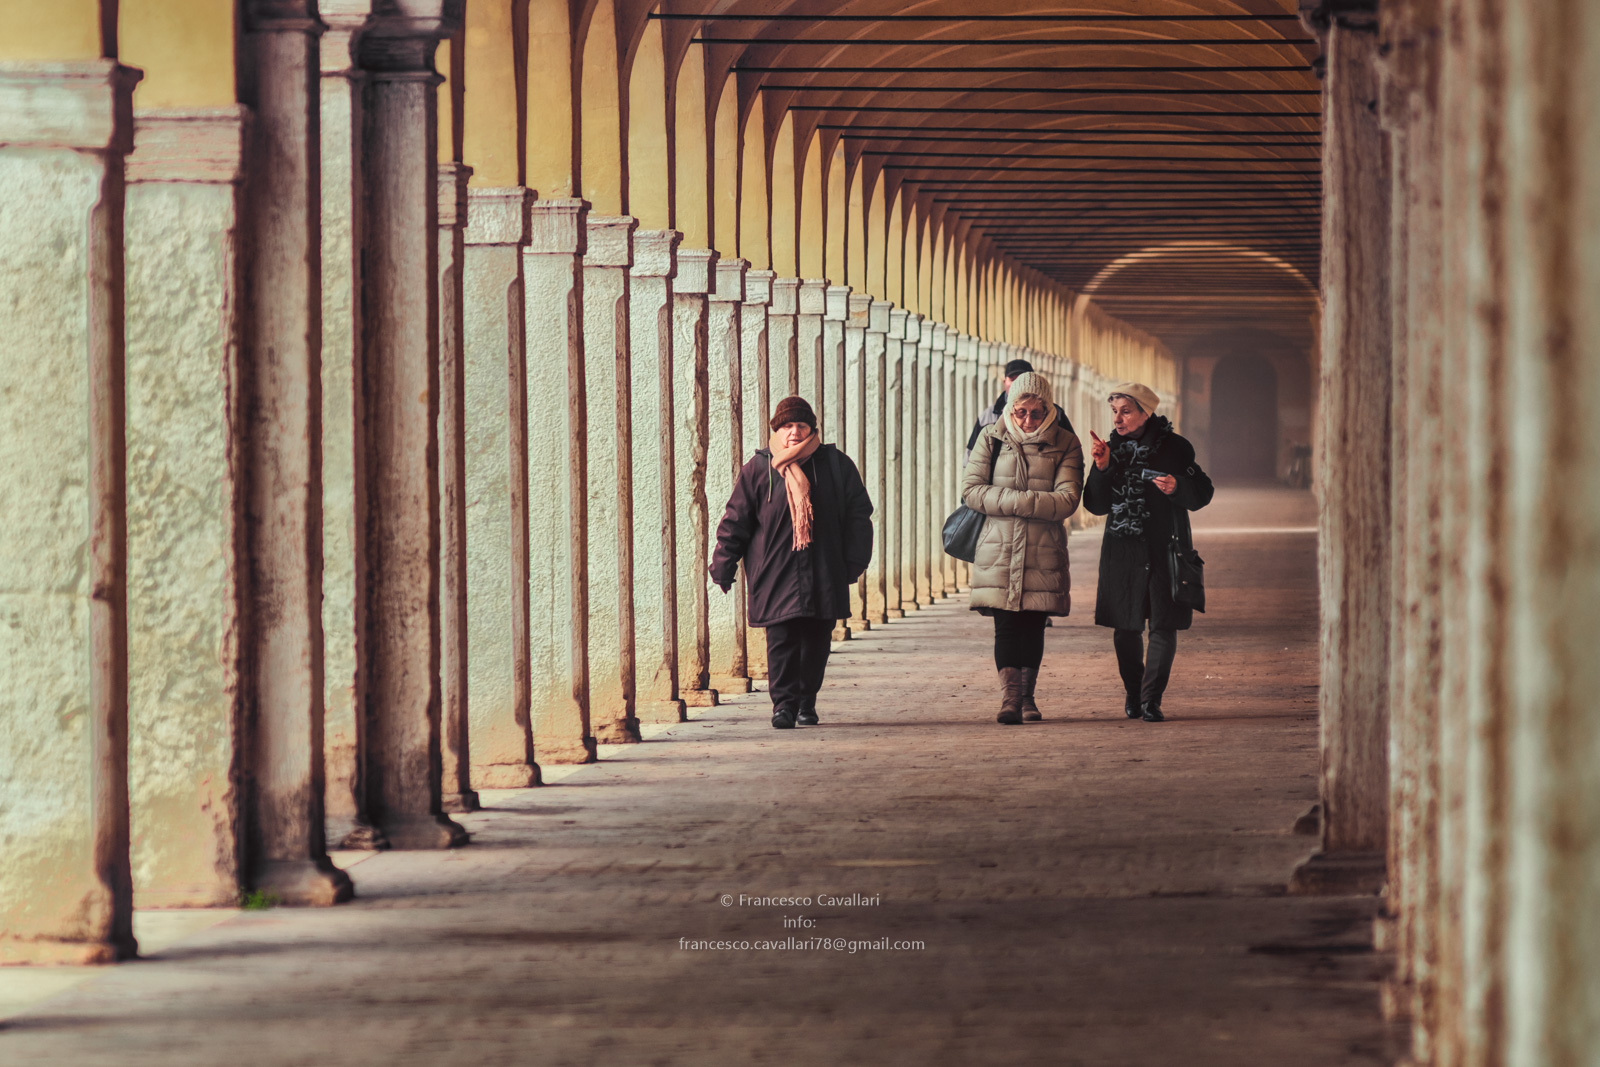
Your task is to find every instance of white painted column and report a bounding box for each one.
[436,161,478,813]
[900,312,922,613]
[845,293,873,634]
[463,187,540,788]
[705,258,750,694]
[824,284,851,448]
[796,278,828,419]
[884,308,908,619]
[583,215,641,744]
[768,277,801,407]
[0,60,142,961]
[941,326,961,594]
[928,323,949,601]
[524,200,595,764]
[122,110,248,908]
[865,302,892,622]
[671,247,721,707]
[740,270,775,681]
[915,318,936,607]
[630,229,685,725]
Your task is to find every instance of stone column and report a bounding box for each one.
[436,162,477,812]
[796,279,828,419]
[675,248,724,705]
[1291,12,1391,895]
[630,228,686,723]
[824,284,851,447]
[940,326,960,594]
[845,293,873,634]
[864,301,892,623]
[238,6,353,899]
[354,16,465,849]
[0,60,142,962]
[122,109,248,908]
[584,215,641,744]
[740,270,775,680]
[884,308,909,618]
[317,9,372,849]
[524,200,595,763]
[463,187,540,788]
[706,258,751,694]
[927,323,948,601]
[913,316,934,607]
[767,276,800,406]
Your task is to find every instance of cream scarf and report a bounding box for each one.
[767,430,823,550]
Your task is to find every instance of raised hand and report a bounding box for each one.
[1088,429,1111,471]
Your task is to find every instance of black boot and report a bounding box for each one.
[1019,667,1042,721]
[772,708,797,729]
[996,668,1025,725]
[796,701,819,726]
[1140,700,1165,723]
[1124,692,1142,719]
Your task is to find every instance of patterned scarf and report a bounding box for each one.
[1106,418,1166,539]
[768,430,823,550]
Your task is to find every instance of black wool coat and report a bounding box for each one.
[1082,419,1214,631]
[709,444,874,627]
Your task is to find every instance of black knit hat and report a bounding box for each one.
[770,395,818,431]
[1004,358,1034,379]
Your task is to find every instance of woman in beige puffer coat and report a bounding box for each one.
[960,371,1084,724]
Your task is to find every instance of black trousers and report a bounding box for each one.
[1113,626,1178,706]
[992,610,1049,671]
[766,617,835,715]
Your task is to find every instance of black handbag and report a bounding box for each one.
[942,436,1001,563]
[1168,529,1206,612]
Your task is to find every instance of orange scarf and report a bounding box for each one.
[767,430,822,550]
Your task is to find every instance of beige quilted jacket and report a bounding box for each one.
[960,420,1085,614]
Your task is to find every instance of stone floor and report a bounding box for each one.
[0,487,1406,1066]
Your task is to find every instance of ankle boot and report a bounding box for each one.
[1019,667,1042,721]
[1124,692,1143,719]
[996,667,1025,724]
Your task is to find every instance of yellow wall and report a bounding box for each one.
[769,112,797,277]
[580,0,623,214]
[738,95,770,269]
[0,1,109,60]
[465,0,524,187]
[626,18,670,228]
[798,132,824,279]
[527,0,576,197]
[825,142,847,285]
[712,74,738,257]
[846,163,866,292]
[120,0,234,108]
[674,43,709,248]
[885,189,904,307]
[865,177,886,302]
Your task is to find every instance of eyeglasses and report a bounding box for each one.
[1013,407,1047,423]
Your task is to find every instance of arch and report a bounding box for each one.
[737,93,769,268]
[825,139,847,285]
[626,14,670,228]
[884,186,905,307]
[711,72,738,256]
[865,175,887,301]
[845,155,866,291]
[798,128,825,279]
[769,110,797,275]
[462,0,524,188]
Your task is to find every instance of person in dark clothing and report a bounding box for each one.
[710,396,874,729]
[965,358,1075,460]
[1082,382,1214,722]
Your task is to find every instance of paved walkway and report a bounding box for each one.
[0,488,1402,1066]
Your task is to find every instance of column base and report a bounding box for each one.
[338,823,391,851]
[885,608,906,619]
[831,623,852,642]
[1292,803,1321,835]
[1288,850,1386,895]
[681,688,720,707]
[708,675,751,694]
[536,738,598,765]
[254,858,355,906]
[0,934,138,966]
[593,718,642,744]
[472,762,542,789]
[441,789,482,813]
[638,699,687,723]
[375,814,469,851]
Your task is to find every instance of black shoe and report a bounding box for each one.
[772,710,796,729]
[1124,696,1142,719]
[796,707,819,726]
[1140,701,1165,723]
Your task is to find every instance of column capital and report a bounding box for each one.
[848,292,872,326]
[631,229,682,279]
[127,107,248,184]
[584,215,638,269]
[797,278,829,315]
[930,323,949,349]
[465,187,534,246]
[0,61,142,153]
[527,197,590,256]
[710,257,748,302]
[906,314,925,345]
[868,301,892,334]
[673,247,719,295]
[769,276,800,314]
[825,285,852,322]
[887,306,909,338]
[436,162,473,230]
[743,268,776,304]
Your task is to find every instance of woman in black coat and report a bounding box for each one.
[1083,383,1213,722]
[710,396,874,729]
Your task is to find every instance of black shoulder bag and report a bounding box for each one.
[942,435,1001,563]
[1168,520,1206,612]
